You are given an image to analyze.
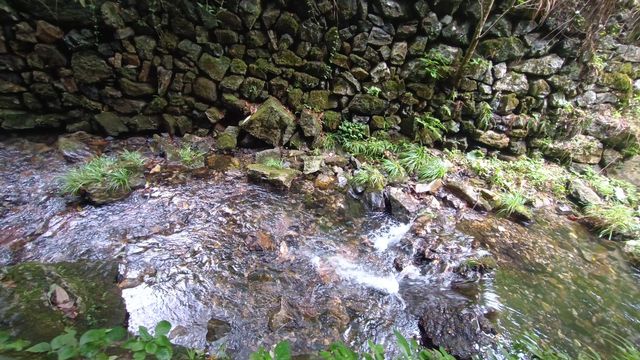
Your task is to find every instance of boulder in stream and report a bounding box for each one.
[247,163,301,189]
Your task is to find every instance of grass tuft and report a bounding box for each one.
[263,158,286,169]
[585,203,639,240]
[381,159,407,183]
[496,191,531,218]
[351,164,387,192]
[178,145,206,168]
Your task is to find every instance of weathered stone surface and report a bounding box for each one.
[217,126,239,150]
[193,77,217,103]
[35,20,64,43]
[543,135,604,164]
[119,78,155,97]
[199,54,231,81]
[478,37,527,62]
[71,52,113,84]
[247,164,301,189]
[444,180,492,211]
[569,178,603,207]
[240,97,296,146]
[299,109,322,138]
[95,112,128,136]
[349,94,386,115]
[512,54,564,76]
[388,187,423,222]
[474,130,510,149]
[494,72,529,95]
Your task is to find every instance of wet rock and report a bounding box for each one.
[368,27,393,46]
[57,132,106,162]
[418,299,495,359]
[349,94,386,115]
[493,72,529,95]
[315,173,336,190]
[299,109,322,138]
[387,187,422,222]
[569,178,603,207]
[375,0,407,19]
[444,180,492,211]
[0,262,126,342]
[364,191,386,211]
[240,97,296,147]
[543,135,603,164]
[302,156,323,175]
[35,20,64,44]
[247,164,301,189]
[623,240,640,266]
[206,154,240,171]
[206,318,231,342]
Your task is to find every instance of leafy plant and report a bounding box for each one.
[351,164,387,192]
[420,50,453,80]
[122,321,173,360]
[0,331,30,352]
[250,340,291,360]
[366,86,382,97]
[342,138,398,159]
[477,102,493,130]
[398,144,431,174]
[414,113,446,144]
[26,327,127,360]
[178,145,206,169]
[337,121,369,142]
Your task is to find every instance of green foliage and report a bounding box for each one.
[337,121,369,142]
[351,164,387,192]
[366,86,382,97]
[398,144,431,174]
[342,138,398,159]
[477,102,493,131]
[26,327,127,360]
[381,159,408,183]
[122,321,173,360]
[318,133,339,151]
[420,50,453,80]
[250,341,291,360]
[178,145,206,168]
[0,331,30,352]
[60,152,146,196]
[416,157,449,182]
[496,191,531,218]
[585,203,639,240]
[414,113,446,144]
[263,158,286,169]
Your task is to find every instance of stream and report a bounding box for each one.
[1,135,639,358]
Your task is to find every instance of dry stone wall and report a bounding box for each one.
[0,0,639,163]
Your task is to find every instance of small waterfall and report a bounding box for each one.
[370,221,412,252]
[313,255,400,294]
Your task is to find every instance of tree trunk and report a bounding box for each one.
[453,0,495,88]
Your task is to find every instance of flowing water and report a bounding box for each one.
[1,135,639,358]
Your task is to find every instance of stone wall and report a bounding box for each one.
[0,0,639,162]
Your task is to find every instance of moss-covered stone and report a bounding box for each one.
[300,109,322,138]
[216,126,239,150]
[219,75,245,92]
[307,90,330,110]
[230,58,247,75]
[71,51,113,84]
[323,110,342,131]
[349,94,386,115]
[198,54,231,82]
[240,97,296,146]
[478,37,527,62]
[119,78,155,97]
[273,49,305,67]
[292,72,320,90]
[247,163,301,189]
[0,262,126,342]
[240,77,265,101]
[95,112,128,136]
[602,72,633,92]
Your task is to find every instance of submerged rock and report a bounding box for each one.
[387,187,423,222]
[247,163,301,189]
[0,262,126,342]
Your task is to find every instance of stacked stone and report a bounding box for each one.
[0,0,638,163]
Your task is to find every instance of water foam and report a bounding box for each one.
[370,221,412,252]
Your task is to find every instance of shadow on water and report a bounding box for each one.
[0,136,639,358]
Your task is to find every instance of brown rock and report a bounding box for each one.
[35,20,64,43]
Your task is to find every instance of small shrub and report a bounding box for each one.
[398,144,431,174]
[351,164,387,192]
[477,102,493,130]
[414,113,446,144]
[337,121,369,142]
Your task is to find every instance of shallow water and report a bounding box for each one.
[1,135,639,358]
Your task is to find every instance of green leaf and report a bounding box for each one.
[26,342,51,353]
[133,350,147,360]
[138,326,152,341]
[123,340,145,352]
[154,321,172,337]
[51,331,77,351]
[80,329,106,346]
[394,331,411,359]
[273,341,291,360]
[57,345,79,360]
[155,347,172,360]
[154,335,172,348]
[145,342,158,354]
[106,327,126,342]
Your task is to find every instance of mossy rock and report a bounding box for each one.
[478,37,527,62]
[247,163,301,189]
[348,94,386,115]
[307,90,330,111]
[602,72,633,92]
[323,111,342,131]
[240,97,296,146]
[0,262,126,342]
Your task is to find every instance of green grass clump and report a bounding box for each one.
[366,86,382,97]
[178,145,206,168]
[351,164,387,192]
[496,191,531,218]
[417,157,449,182]
[381,159,407,183]
[398,144,431,174]
[420,50,453,80]
[477,102,493,130]
[263,158,286,169]
[337,121,369,141]
[60,152,145,196]
[585,204,639,240]
[342,138,398,159]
